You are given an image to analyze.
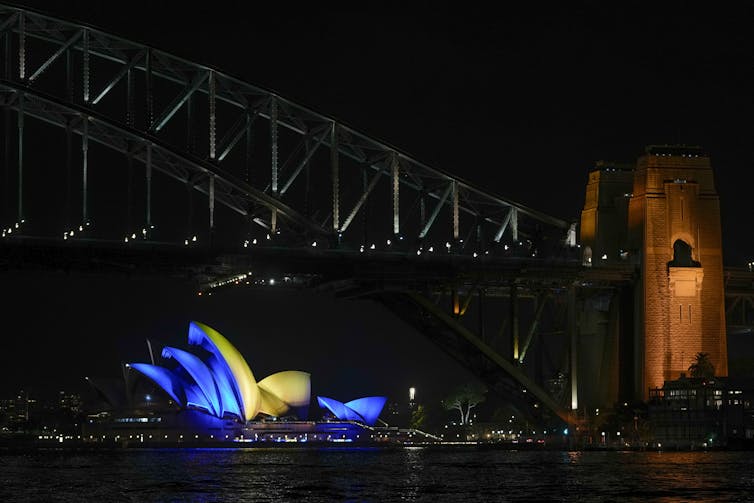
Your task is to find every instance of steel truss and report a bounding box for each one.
[0,4,568,253]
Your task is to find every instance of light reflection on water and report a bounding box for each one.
[1,448,753,502]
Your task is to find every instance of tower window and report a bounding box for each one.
[668,239,701,268]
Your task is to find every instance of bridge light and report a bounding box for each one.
[131,233,136,239]
[370,243,376,250]
[359,245,364,253]
[269,279,275,285]
[252,238,257,245]
[266,234,271,240]
[445,242,451,249]
[184,239,189,246]
[78,225,83,231]
[601,254,608,260]
[124,237,129,243]
[15,222,19,229]
[192,235,197,242]
[416,249,421,255]
[386,239,391,246]
[504,244,509,250]
[428,246,433,252]
[311,241,317,247]
[473,252,478,258]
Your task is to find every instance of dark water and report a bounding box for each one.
[2,448,754,502]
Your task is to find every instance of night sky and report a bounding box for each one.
[1,2,752,411]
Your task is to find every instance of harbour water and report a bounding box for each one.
[3,447,754,502]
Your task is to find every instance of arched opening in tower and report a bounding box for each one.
[668,239,700,268]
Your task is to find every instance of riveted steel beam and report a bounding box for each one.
[280,127,328,196]
[16,90,23,220]
[419,184,452,239]
[518,293,548,363]
[91,49,144,105]
[452,180,459,240]
[339,169,382,233]
[270,96,278,194]
[217,109,257,162]
[28,29,82,83]
[493,206,514,243]
[151,71,208,132]
[331,122,339,232]
[392,153,400,235]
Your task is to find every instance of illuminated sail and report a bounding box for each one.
[317,396,386,426]
[126,322,310,422]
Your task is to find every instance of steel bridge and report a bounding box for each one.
[0,5,751,429]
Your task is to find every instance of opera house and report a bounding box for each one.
[83,321,388,444]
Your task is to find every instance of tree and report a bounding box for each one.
[441,383,487,425]
[410,404,428,431]
[688,352,715,379]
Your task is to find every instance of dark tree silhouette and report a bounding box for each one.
[688,352,715,378]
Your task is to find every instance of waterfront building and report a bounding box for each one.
[648,375,754,448]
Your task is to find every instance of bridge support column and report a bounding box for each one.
[478,288,485,340]
[270,96,278,194]
[82,117,88,223]
[208,174,215,245]
[452,180,459,241]
[392,154,399,236]
[18,12,25,81]
[568,284,578,411]
[16,92,23,222]
[208,71,216,160]
[510,282,519,361]
[145,143,152,235]
[65,120,72,228]
[82,30,89,103]
[2,33,8,222]
[330,123,339,233]
[3,105,8,222]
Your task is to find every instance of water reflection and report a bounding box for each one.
[1,449,753,502]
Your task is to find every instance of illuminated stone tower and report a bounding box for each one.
[628,145,727,399]
[580,161,634,266]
